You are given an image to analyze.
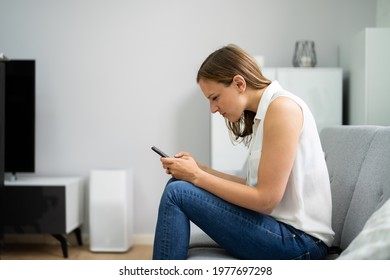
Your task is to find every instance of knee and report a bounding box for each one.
[163,179,185,197]
[161,179,193,206]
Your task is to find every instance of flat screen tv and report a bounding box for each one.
[1,60,35,177]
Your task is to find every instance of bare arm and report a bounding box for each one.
[162,97,302,214]
[197,162,246,184]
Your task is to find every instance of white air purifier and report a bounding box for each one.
[89,169,133,252]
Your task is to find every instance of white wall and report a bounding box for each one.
[0,0,376,239]
[377,0,390,27]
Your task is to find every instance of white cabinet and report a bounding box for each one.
[340,28,390,125]
[210,67,342,174]
[275,68,342,133]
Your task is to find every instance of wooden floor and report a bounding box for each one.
[0,243,153,260]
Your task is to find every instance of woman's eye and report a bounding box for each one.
[212,96,218,101]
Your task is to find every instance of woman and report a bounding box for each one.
[153,44,334,260]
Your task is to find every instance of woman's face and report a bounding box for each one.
[199,78,246,122]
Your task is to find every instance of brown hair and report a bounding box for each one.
[197,44,271,146]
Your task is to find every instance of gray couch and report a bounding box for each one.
[188,125,390,259]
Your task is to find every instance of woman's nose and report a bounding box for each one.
[210,103,218,114]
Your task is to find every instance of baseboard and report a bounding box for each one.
[133,234,154,245]
[3,233,155,246]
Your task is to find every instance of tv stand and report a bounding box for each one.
[8,173,18,182]
[3,176,85,258]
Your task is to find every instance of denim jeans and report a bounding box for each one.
[153,178,328,260]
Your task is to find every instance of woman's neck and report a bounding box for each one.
[246,86,267,113]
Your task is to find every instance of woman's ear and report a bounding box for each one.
[232,75,246,93]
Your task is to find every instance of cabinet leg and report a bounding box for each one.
[52,234,68,258]
[74,227,83,246]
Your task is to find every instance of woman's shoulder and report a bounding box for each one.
[267,95,303,121]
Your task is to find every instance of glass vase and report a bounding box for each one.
[292,41,317,67]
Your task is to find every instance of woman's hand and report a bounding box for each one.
[161,152,202,183]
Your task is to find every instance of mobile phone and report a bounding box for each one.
[151,146,170,158]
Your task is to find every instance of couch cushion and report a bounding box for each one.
[337,197,390,259]
[188,247,237,260]
[340,127,390,249]
[188,228,237,259]
[189,231,219,249]
[320,126,380,248]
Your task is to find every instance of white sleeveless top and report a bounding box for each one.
[246,81,334,246]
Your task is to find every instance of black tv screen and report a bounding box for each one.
[3,60,35,174]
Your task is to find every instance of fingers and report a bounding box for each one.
[161,157,174,167]
[161,157,174,175]
[174,151,192,158]
[160,152,194,179]
[165,166,175,177]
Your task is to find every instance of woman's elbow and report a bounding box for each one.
[257,202,277,215]
[253,190,282,214]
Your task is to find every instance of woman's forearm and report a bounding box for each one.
[197,162,246,184]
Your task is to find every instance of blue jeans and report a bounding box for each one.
[153,179,328,260]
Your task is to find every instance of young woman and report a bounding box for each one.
[153,44,334,260]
